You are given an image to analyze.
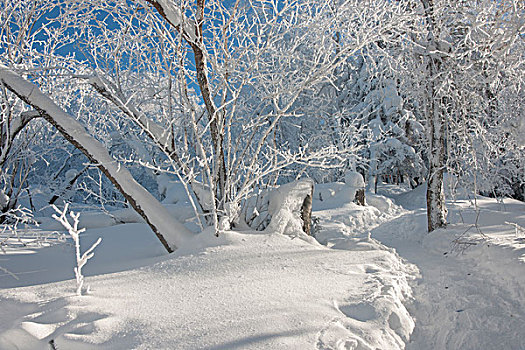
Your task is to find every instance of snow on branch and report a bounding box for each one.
[506,222,525,238]
[81,75,174,151]
[52,203,101,296]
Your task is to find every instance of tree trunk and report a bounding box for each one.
[146,0,228,210]
[355,189,365,206]
[426,105,447,232]
[0,65,192,252]
[301,187,313,235]
[422,0,447,232]
[368,148,378,194]
[425,61,447,232]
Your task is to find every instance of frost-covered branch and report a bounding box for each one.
[0,65,192,252]
[52,203,101,296]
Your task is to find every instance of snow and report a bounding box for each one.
[0,191,8,208]
[372,194,525,349]
[156,0,197,42]
[0,230,415,349]
[1,181,525,349]
[64,169,78,182]
[344,171,365,188]
[157,0,182,27]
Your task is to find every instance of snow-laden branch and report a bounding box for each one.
[0,65,192,252]
[81,75,174,153]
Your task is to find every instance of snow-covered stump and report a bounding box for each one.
[265,179,315,236]
[345,171,366,206]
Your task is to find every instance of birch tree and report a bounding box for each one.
[405,0,525,231]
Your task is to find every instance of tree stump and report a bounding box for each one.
[355,188,365,206]
[301,187,314,235]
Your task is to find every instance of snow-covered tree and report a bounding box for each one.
[398,0,525,231]
[0,0,193,252]
[0,0,417,245]
[330,0,523,230]
[44,0,414,234]
[2,0,521,242]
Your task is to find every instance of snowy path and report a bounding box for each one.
[371,199,525,350]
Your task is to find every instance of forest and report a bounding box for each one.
[0,0,524,349]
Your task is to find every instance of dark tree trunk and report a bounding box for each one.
[301,186,314,235]
[355,189,366,206]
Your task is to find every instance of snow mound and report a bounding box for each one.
[312,183,403,246]
[344,171,365,188]
[393,184,427,210]
[0,229,416,350]
[392,175,472,211]
[266,179,314,237]
[0,181,417,349]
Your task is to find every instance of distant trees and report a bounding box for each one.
[1,0,414,247]
[332,55,426,193]
[0,0,523,244]
[407,0,525,231]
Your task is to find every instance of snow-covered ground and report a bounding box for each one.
[374,185,525,349]
[1,182,524,349]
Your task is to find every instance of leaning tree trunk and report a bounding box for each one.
[0,65,192,253]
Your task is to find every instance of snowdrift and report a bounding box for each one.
[0,181,416,349]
